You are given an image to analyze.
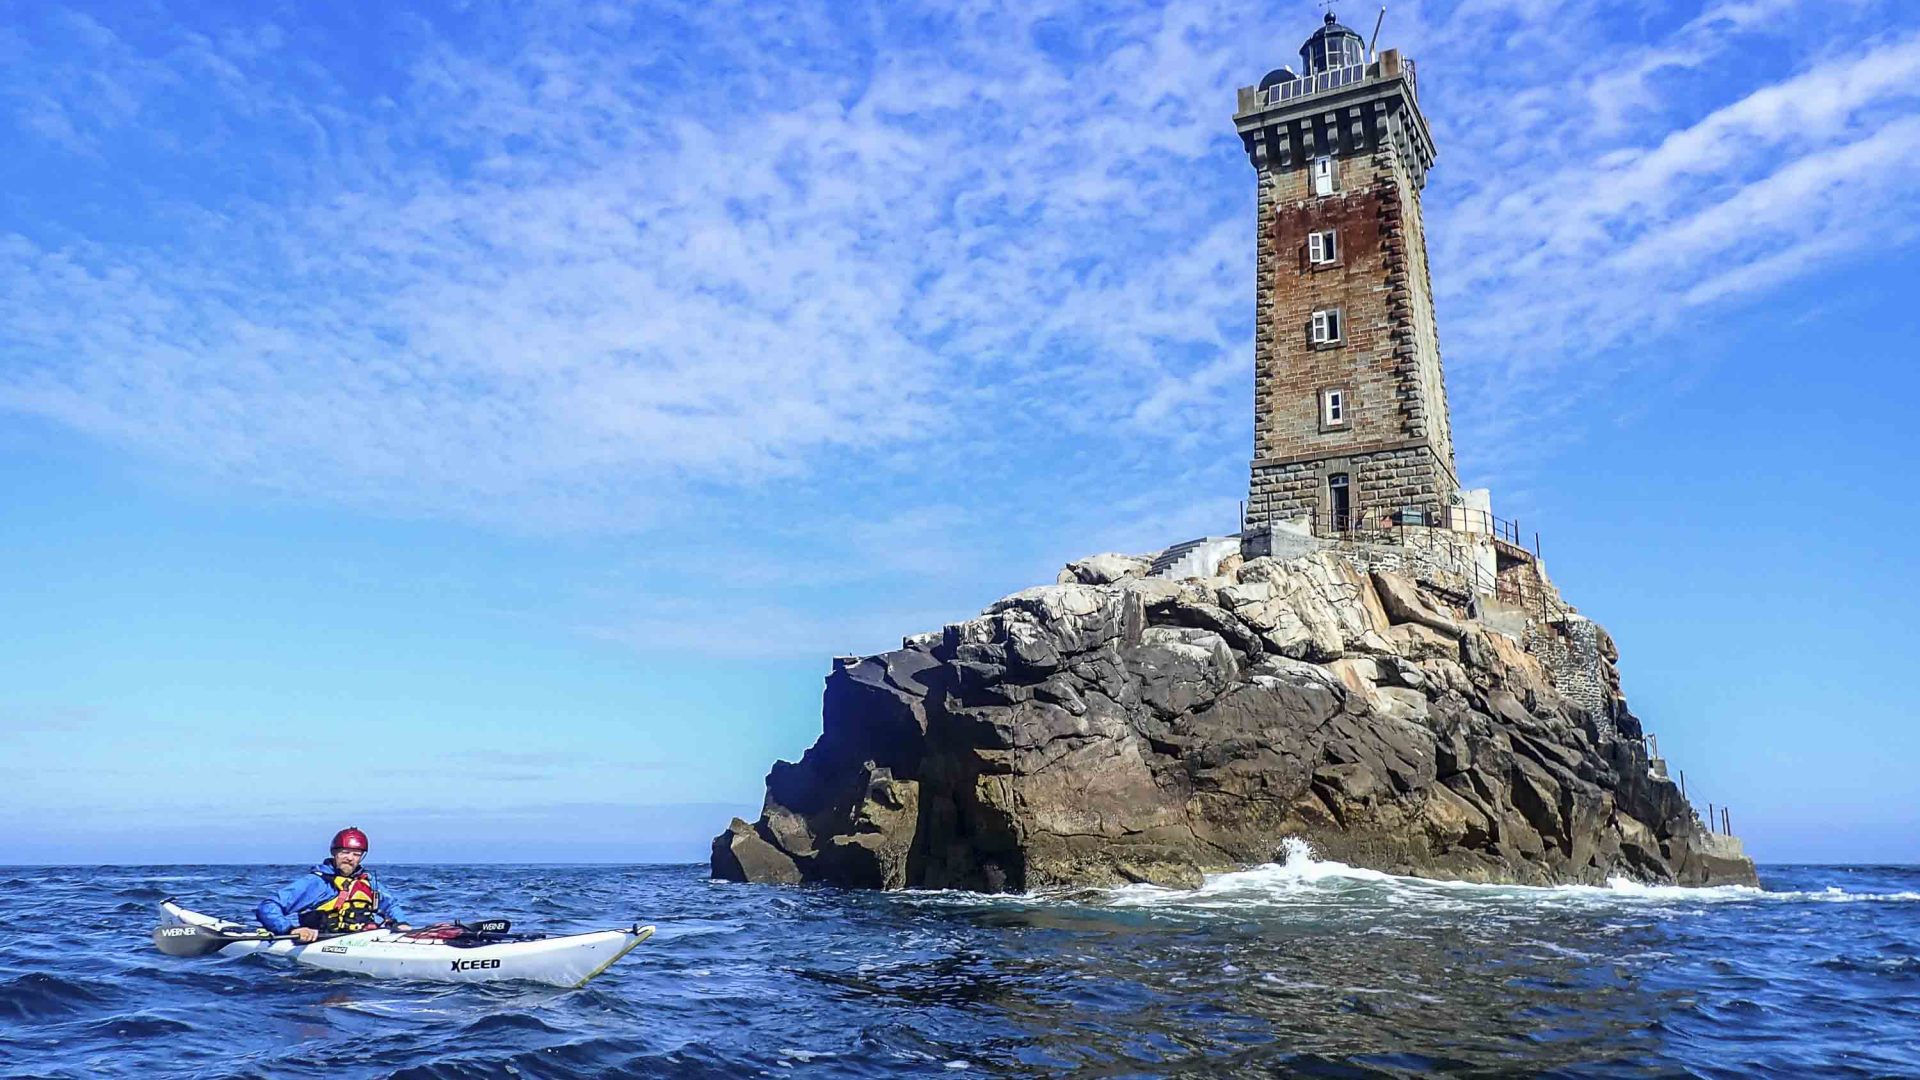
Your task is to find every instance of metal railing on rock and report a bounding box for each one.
[1446,506,1526,549]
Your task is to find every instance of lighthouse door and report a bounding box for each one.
[1328,472,1351,533]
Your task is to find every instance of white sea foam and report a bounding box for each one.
[1092,837,1919,911]
[1785,886,1920,903]
[887,837,1920,913]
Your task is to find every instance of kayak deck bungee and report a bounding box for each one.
[155,900,654,988]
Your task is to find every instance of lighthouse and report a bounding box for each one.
[1236,12,1456,536]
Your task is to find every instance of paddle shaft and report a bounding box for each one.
[155,918,503,958]
[153,923,350,957]
[153,890,508,959]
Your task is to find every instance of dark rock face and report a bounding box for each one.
[713,552,1757,891]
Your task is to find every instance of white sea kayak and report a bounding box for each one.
[155,900,654,988]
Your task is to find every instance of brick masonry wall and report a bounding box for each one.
[1252,149,1404,465]
[1386,143,1455,475]
[1529,618,1609,717]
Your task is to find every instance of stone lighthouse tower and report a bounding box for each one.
[1236,12,1456,535]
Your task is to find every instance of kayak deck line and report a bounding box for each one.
[573,925,655,989]
[155,900,656,988]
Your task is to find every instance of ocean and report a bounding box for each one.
[2,848,1917,1077]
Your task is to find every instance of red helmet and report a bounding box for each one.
[331,827,369,853]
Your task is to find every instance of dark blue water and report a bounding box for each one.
[2,854,1918,1077]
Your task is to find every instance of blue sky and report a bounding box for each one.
[1,0,1915,865]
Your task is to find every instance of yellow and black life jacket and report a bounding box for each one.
[298,869,382,932]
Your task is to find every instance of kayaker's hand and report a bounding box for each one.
[291,927,319,943]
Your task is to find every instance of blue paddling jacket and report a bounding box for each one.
[256,861,410,934]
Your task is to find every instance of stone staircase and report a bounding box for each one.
[1148,536,1242,580]
[1147,538,1210,577]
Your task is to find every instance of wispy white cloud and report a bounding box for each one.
[1405,0,1916,483]
[0,0,1915,618]
[0,0,1262,536]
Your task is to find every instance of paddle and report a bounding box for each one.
[152,923,346,958]
[154,915,512,957]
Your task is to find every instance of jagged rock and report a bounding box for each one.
[1372,570,1464,639]
[1422,782,1493,847]
[713,548,1758,891]
[1385,622,1457,660]
[1371,687,1429,724]
[1062,553,1151,586]
[711,819,802,885]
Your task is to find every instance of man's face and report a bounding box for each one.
[332,848,364,874]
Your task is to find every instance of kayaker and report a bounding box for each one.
[255,827,413,942]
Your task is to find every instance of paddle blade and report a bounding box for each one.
[462,918,511,934]
[153,923,247,958]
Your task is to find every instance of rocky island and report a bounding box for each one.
[712,544,1756,891]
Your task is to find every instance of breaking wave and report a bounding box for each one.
[1096,836,1920,910]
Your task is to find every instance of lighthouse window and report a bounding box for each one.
[1312,156,1336,196]
[1308,230,1338,265]
[1311,308,1343,344]
[1321,388,1347,428]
